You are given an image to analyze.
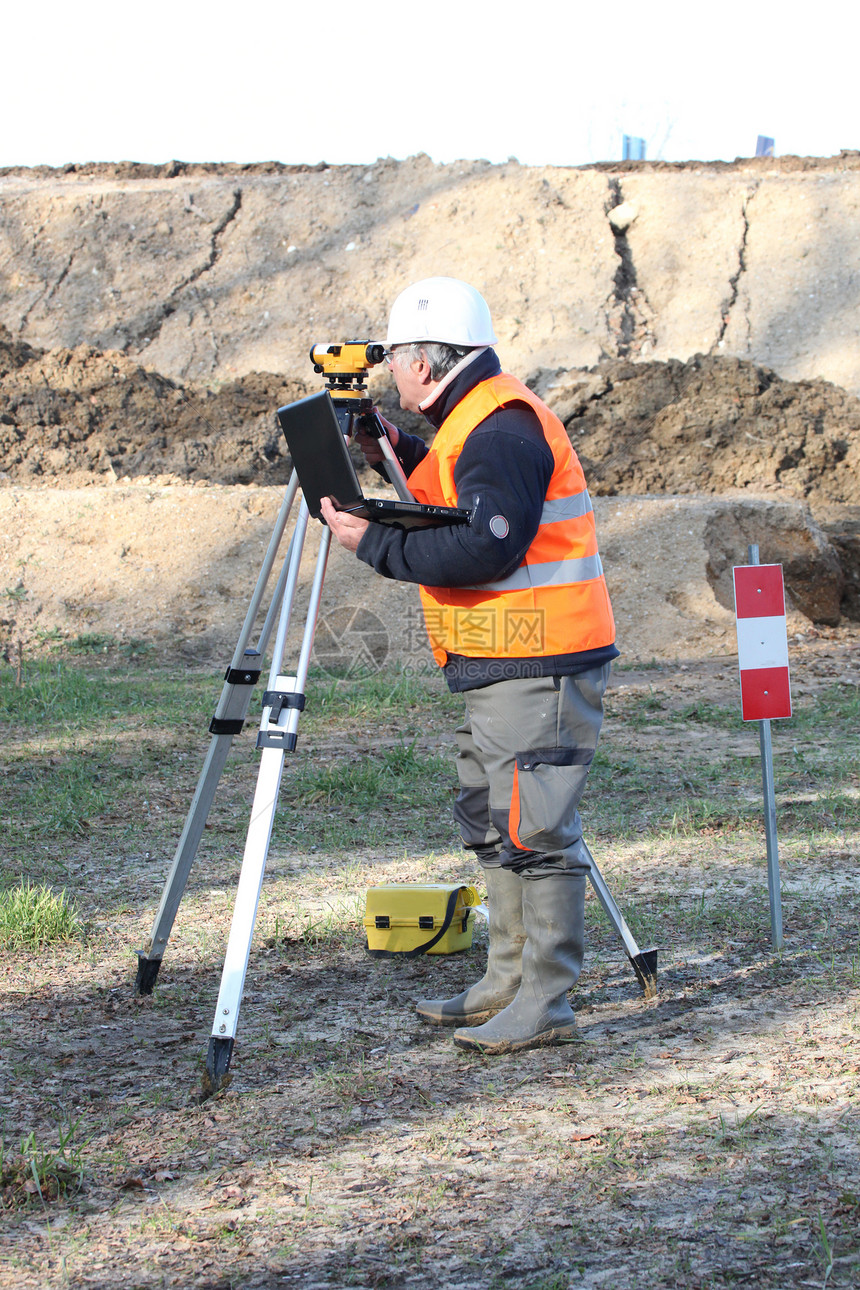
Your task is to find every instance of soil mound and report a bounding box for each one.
[531,354,860,506]
[2,328,859,509]
[0,326,309,486]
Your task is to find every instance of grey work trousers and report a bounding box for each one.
[453,666,610,879]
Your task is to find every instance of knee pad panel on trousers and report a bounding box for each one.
[454,784,499,852]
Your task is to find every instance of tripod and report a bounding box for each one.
[135,388,657,1096]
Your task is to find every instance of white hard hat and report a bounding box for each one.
[386,276,497,347]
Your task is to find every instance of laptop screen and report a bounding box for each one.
[277,392,363,519]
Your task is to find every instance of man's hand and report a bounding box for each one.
[320,497,371,553]
[356,413,400,465]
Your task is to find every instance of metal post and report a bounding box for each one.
[748,543,784,950]
[758,717,784,949]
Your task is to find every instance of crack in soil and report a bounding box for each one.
[712,182,759,355]
[121,187,243,356]
[604,177,657,359]
[18,244,79,335]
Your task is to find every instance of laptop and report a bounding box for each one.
[277,391,472,530]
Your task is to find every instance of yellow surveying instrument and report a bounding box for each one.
[309,340,386,392]
[307,341,412,492]
[134,342,657,1096]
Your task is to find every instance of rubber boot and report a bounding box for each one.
[452,873,585,1054]
[416,867,525,1026]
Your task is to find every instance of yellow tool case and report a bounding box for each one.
[364,883,480,957]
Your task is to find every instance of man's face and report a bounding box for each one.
[389,346,433,414]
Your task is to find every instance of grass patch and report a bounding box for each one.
[0,656,210,730]
[1,652,857,899]
[607,687,740,730]
[5,755,111,838]
[585,747,759,839]
[0,1116,87,1208]
[789,682,860,730]
[263,894,365,951]
[0,880,82,949]
[288,741,453,811]
[618,888,770,945]
[669,700,739,728]
[307,665,460,721]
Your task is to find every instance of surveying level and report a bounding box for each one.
[133,346,657,1097]
[310,341,386,400]
[310,341,414,499]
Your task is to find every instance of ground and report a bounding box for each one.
[0,634,857,1288]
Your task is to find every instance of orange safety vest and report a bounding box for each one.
[407,374,615,668]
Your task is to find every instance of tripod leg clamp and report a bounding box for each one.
[208,652,263,735]
[211,716,247,735]
[256,729,299,751]
[256,689,305,750]
[262,690,306,720]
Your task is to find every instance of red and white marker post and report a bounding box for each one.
[732,546,789,949]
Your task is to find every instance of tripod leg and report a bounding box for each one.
[204,515,331,1094]
[581,841,658,996]
[136,663,258,994]
[135,476,300,995]
[204,737,289,1090]
[357,410,416,502]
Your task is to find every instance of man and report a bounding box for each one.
[320,276,618,1054]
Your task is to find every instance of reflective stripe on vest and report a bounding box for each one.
[467,552,604,594]
[539,490,593,526]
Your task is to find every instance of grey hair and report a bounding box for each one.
[393,341,475,381]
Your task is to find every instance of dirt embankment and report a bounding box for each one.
[4,155,860,393]
[1,155,859,646]
[0,326,307,486]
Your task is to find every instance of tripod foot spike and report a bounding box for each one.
[134,952,162,997]
[201,1037,235,1100]
[629,947,659,997]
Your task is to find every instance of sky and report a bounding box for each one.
[4,1,859,170]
